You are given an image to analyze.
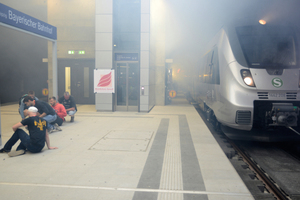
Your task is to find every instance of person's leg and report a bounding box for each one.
[11,131,43,156]
[56,117,63,126]
[2,129,30,157]
[67,110,77,116]
[43,114,57,130]
[26,143,44,153]
[67,110,77,122]
[51,116,63,126]
[16,130,31,151]
[2,129,29,151]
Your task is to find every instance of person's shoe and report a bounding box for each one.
[70,116,74,122]
[8,149,25,157]
[54,123,62,131]
[0,148,10,153]
[48,126,54,133]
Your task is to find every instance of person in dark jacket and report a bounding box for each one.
[19,90,39,120]
[0,106,58,157]
[58,91,77,122]
[23,96,59,132]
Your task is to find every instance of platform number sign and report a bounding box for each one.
[169,90,177,98]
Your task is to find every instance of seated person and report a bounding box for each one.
[58,91,77,122]
[49,96,67,126]
[0,106,57,157]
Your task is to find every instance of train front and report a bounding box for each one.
[224,20,300,141]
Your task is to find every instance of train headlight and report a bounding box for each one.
[259,19,266,25]
[244,77,253,85]
[241,69,256,87]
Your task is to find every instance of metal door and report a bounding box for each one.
[115,62,139,111]
[58,59,95,104]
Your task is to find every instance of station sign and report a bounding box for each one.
[0,3,57,40]
[115,53,138,61]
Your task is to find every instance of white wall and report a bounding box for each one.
[140,0,151,112]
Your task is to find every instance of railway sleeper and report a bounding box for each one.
[231,160,276,199]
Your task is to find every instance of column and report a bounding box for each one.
[140,0,151,112]
[95,0,113,111]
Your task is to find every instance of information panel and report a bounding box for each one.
[115,53,138,61]
[0,3,57,40]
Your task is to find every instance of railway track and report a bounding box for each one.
[230,140,291,200]
[195,106,300,200]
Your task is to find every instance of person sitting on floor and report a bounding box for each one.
[0,106,58,157]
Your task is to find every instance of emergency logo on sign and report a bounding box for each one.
[97,72,112,87]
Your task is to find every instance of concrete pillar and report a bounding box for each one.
[95,0,113,111]
[151,0,166,105]
[140,0,151,111]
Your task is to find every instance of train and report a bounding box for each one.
[188,19,300,141]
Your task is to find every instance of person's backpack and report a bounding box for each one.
[19,94,28,106]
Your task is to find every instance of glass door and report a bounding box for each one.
[115,62,139,111]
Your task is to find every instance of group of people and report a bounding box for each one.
[0,91,77,157]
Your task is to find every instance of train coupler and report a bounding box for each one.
[266,103,299,127]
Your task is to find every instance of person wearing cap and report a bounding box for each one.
[0,106,58,157]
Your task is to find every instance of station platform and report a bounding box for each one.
[0,96,253,200]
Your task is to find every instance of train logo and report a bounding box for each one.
[272,77,283,88]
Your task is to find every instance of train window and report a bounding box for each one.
[199,52,210,83]
[211,47,220,84]
[203,51,213,83]
[236,26,297,68]
[201,47,220,84]
[199,56,205,83]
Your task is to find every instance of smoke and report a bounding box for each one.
[163,0,300,91]
[0,1,48,104]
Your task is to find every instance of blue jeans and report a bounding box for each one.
[67,110,77,116]
[43,114,57,129]
[3,129,44,153]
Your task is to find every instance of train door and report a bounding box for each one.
[115,62,139,111]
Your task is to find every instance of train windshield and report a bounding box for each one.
[236,26,297,68]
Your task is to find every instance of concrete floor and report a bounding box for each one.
[0,97,253,200]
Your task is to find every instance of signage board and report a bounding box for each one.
[94,69,115,93]
[115,53,138,61]
[0,3,57,40]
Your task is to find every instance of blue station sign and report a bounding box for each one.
[0,3,57,40]
[115,53,139,61]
